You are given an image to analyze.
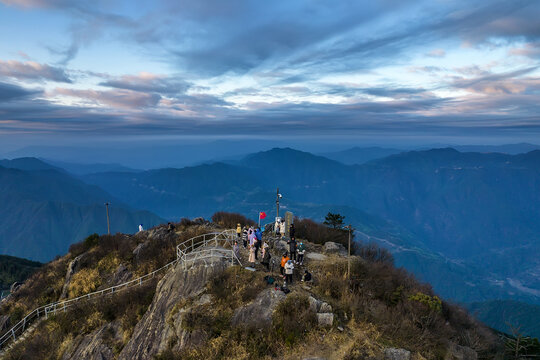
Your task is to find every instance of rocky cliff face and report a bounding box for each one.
[118,256,229,360]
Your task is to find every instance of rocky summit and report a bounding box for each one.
[0,217,509,359]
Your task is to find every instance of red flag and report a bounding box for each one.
[259,212,267,219]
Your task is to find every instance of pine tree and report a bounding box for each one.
[323,212,345,229]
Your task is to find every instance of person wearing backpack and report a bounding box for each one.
[297,240,306,265]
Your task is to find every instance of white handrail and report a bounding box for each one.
[0,228,238,352]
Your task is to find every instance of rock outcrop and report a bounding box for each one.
[111,264,132,285]
[59,254,84,300]
[231,288,286,329]
[309,295,334,327]
[61,321,123,360]
[384,347,411,360]
[445,343,477,360]
[323,242,347,256]
[117,256,229,360]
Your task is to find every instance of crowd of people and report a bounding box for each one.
[234,222,312,287]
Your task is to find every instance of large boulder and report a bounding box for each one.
[316,313,334,327]
[306,252,328,261]
[323,242,347,256]
[308,296,320,312]
[445,343,477,360]
[231,288,286,328]
[384,348,411,360]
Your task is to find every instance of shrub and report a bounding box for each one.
[408,292,442,312]
[69,233,99,257]
[4,282,156,360]
[211,212,255,229]
[294,217,355,253]
[67,268,101,298]
[181,304,231,337]
[272,294,317,347]
[357,243,394,265]
[207,266,266,308]
[179,218,196,227]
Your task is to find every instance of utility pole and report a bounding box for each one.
[105,202,111,235]
[345,224,352,280]
[276,187,280,219]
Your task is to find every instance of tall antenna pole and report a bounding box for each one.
[276,187,280,218]
[105,202,111,235]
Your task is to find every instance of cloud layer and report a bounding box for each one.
[0,0,539,144]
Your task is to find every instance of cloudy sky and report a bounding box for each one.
[0,0,539,151]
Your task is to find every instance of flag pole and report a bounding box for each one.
[258,212,261,227]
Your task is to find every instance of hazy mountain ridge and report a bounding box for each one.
[2,147,540,336]
[0,254,42,291]
[0,164,164,261]
[470,300,540,339]
[322,146,403,165]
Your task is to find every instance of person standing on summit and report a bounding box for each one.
[236,223,242,239]
[289,223,295,239]
[242,226,248,248]
[288,236,297,262]
[254,227,262,260]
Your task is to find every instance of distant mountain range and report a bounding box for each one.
[321,146,403,164]
[81,148,540,306]
[2,146,540,337]
[0,159,164,261]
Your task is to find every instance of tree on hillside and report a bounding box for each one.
[323,212,345,229]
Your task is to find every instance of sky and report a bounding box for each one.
[0,0,540,153]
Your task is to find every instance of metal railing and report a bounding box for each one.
[0,228,238,352]
[176,229,240,269]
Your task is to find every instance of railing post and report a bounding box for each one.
[11,328,15,341]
